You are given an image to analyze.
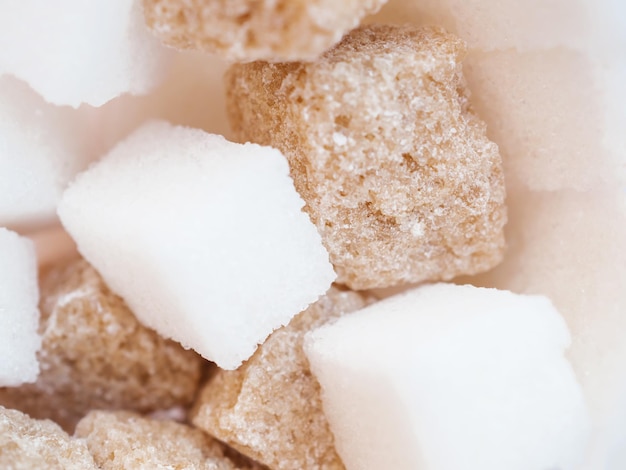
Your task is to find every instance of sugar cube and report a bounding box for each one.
[58,121,335,369]
[0,406,97,469]
[0,0,168,107]
[226,24,506,290]
[305,283,590,470]
[0,228,40,387]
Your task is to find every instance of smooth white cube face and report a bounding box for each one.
[58,121,335,369]
[0,228,41,386]
[305,283,589,470]
[0,77,92,230]
[0,0,168,107]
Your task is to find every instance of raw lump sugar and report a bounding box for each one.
[75,410,264,469]
[0,406,97,469]
[192,287,370,470]
[226,24,507,290]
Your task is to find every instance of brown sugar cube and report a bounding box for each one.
[75,410,262,469]
[0,258,204,431]
[226,24,507,290]
[192,287,370,470]
[0,406,97,469]
[142,0,389,62]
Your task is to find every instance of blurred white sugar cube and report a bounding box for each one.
[0,228,41,387]
[0,0,168,107]
[58,121,335,370]
[381,0,624,54]
[305,283,589,470]
[0,76,91,230]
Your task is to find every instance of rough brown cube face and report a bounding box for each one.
[0,406,97,469]
[75,410,261,470]
[192,287,370,470]
[226,24,507,290]
[0,258,204,431]
[142,0,388,61]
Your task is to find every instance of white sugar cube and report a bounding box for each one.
[305,283,589,470]
[0,0,168,107]
[0,76,91,230]
[58,121,335,370]
[0,228,41,387]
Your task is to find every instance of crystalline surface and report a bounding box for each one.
[0,406,97,469]
[0,0,168,107]
[58,121,335,369]
[0,228,40,387]
[305,283,590,470]
[80,50,233,161]
[226,24,506,290]
[143,0,388,61]
[0,257,203,431]
[192,287,369,470]
[75,410,261,469]
[0,77,91,230]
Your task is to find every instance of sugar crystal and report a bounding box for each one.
[0,228,40,387]
[0,0,168,107]
[58,121,335,369]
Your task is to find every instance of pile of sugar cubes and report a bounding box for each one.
[0,0,624,469]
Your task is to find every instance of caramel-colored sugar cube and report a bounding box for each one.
[226,24,507,290]
[192,287,370,470]
[0,406,97,469]
[75,410,262,469]
[0,258,204,431]
[143,0,388,61]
